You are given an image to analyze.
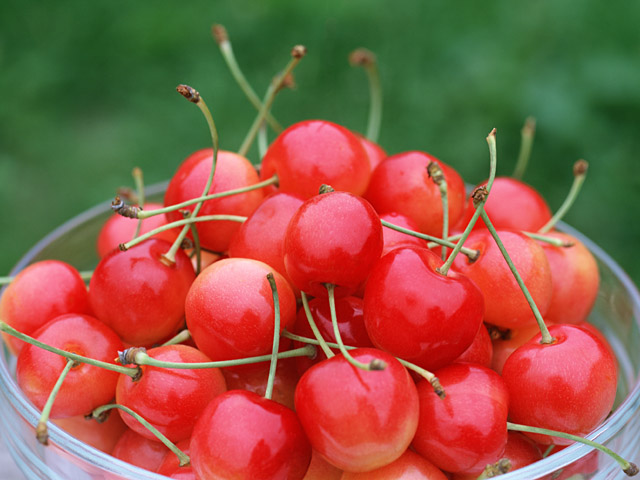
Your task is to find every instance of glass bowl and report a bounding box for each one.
[1,183,639,479]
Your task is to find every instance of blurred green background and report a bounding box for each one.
[1,0,639,285]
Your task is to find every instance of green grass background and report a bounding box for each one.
[1,0,639,286]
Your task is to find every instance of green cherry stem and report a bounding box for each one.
[438,128,498,276]
[479,209,553,344]
[264,273,281,401]
[186,211,203,275]
[325,283,386,372]
[380,220,479,261]
[349,48,382,143]
[427,161,449,261]
[160,329,192,347]
[542,444,556,458]
[0,321,140,379]
[238,45,307,158]
[507,422,639,476]
[162,85,218,266]
[131,167,145,240]
[212,24,282,133]
[538,160,589,234]
[91,404,190,467]
[300,291,335,359]
[512,116,536,180]
[134,175,279,220]
[36,359,77,445]
[258,122,269,159]
[523,231,574,247]
[121,345,316,370]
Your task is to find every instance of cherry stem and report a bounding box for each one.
[122,345,316,370]
[476,458,512,479]
[162,85,218,266]
[427,162,449,261]
[1,270,93,285]
[212,24,282,133]
[238,45,307,157]
[258,122,268,159]
[479,209,554,344]
[131,167,145,240]
[36,359,77,445]
[542,444,556,458]
[523,231,574,247]
[0,321,141,379]
[186,212,203,275]
[438,128,498,276]
[349,48,382,143]
[280,331,444,397]
[300,291,335,359]
[538,159,589,234]
[159,329,192,347]
[120,214,246,251]
[264,273,281,401]
[325,283,385,371]
[134,175,278,219]
[380,220,479,260]
[512,116,536,180]
[91,404,190,467]
[507,422,639,476]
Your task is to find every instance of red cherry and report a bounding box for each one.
[453,322,493,367]
[1,260,91,355]
[364,246,484,371]
[96,202,178,257]
[116,344,227,443]
[164,148,265,252]
[490,323,544,375]
[112,428,169,472]
[89,238,195,346]
[53,409,128,454]
[185,257,296,362]
[190,389,311,480]
[341,449,448,479]
[259,120,371,199]
[302,449,343,479]
[16,314,122,418]
[412,363,509,475]
[502,324,617,444]
[452,229,553,329]
[357,134,387,173]
[294,348,419,472]
[284,191,383,298]
[156,440,195,479]
[364,151,466,237]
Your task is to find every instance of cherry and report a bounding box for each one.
[164,148,265,252]
[490,322,544,375]
[185,257,296,362]
[53,410,127,454]
[340,449,448,479]
[364,246,484,371]
[302,449,343,479]
[190,389,311,480]
[453,322,493,368]
[357,134,387,173]
[112,427,169,472]
[116,344,227,443]
[89,237,195,346]
[451,229,553,329]
[364,151,466,237]
[156,439,195,479]
[294,348,419,472]
[412,362,509,475]
[1,260,91,355]
[284,190,383,298]
[16,314,122,419]
[259,119,371,199]
[502,324,617,445]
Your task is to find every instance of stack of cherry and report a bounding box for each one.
[0,117,634,480]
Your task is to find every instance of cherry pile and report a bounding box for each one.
[0,28,637,480]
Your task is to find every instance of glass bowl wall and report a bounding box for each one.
[1,184,639,479]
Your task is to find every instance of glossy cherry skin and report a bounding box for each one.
[228,192,305,289]
[96,202,178,257]
[540,231,600,325]
[364,246,484,371]
[357,134,387,173]
[112,428,169,472]
[1,260,91,355]
[453,322,493,368]
[260,120,371,199]
[295,348,419,473]
[16,314,122,418]
[284,191,383,298]
[89,238,195,346]
[340,449,448,479]
[116,344,227,443]
[185,257,296,362]
[190,389,311,480]
[54,411,128,454]
[502,324,617,445]
[164,148,265,252]
[455,176,552,233]
[293,295,373,375]
[490,323,545,375]
[412,363,509,475]
[452,229,553,329]
[364,151,466,237]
